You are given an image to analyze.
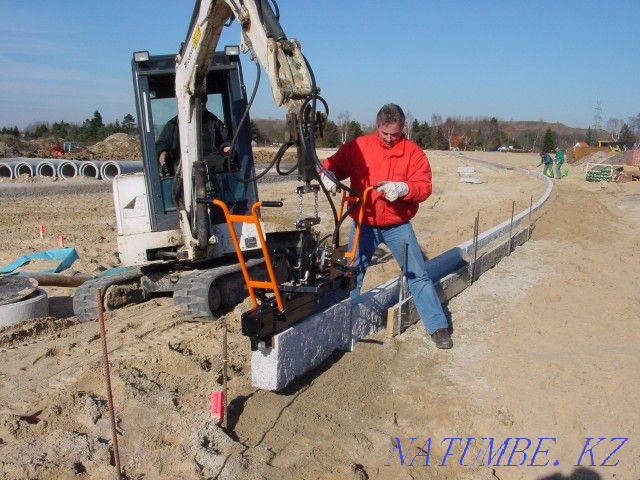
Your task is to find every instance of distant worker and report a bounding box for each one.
[156,98,231,177]
[538,151,554,178]
[554,147,566,179]
[321,103,453,349]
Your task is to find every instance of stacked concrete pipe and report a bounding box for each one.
[13,158,40,177]
[36,158,63,178]
[78,160,102,179]
[57,160,82,179]
[100,160,143,180]
[0,160,15,179]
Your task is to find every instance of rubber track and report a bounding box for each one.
[173,258,264,322]
[72,267,143,323]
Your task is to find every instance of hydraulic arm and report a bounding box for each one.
[175,0,320,260]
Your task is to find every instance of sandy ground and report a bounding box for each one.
[0,152,638,479]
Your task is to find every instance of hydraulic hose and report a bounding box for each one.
[227,61,261,181]
[226,61,297,184]
[269,0,280,20]
[299,55,365,246]
[221,41,365,248]
[275,148,297,175]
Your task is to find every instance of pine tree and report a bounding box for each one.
[618,123,637,146]
[34,123,49,138]
[414,121,431,148]
[249,120,262,143]
[542,127,556,153]
[122,113,136,132]
[317,120,340,148]
[487,117,503,151]
[347,121,363,141]
[585,127,596,146]
[90,110,104,131]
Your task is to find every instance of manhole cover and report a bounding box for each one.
[0,276,38,306]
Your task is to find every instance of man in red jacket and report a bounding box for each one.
[321,104,452,349]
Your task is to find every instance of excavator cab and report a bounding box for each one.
[119,49,259,265]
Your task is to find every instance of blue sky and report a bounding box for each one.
[1,0,638,129]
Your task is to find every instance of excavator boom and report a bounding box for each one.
[175,0,315,256]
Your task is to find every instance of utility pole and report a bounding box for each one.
[593,101,603,140]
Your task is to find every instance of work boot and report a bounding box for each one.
[431,328,453,349]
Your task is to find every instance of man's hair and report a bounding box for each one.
[376,104,405,127]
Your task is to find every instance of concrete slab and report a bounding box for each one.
[251,298,351,391]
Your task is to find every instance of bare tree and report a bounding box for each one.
[628,113,640,136]
[606,117,624,141]
[430,113,442,128]
[361,121,377,134]
[405,110,415,140]
[443,117,457,150]
[337,111,350,144]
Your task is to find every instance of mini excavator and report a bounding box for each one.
[73,0,371,350]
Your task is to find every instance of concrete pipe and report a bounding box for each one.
[0,161,14,179]
[14,161,35,177]
[7,158,44,178]
[100,160,143,180]
[36,160,59,178]
[78,161,102,179]
[0,289,49,328]
[57,160,80,179]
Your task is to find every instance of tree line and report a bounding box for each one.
[5,110,638,152]
[251,112,640,152]
[250,117,364,148]
[0,111,137,143]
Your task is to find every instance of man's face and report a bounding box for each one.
[377,122,404,148]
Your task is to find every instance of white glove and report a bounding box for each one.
[320,171,339,194]
[377,181,409,202]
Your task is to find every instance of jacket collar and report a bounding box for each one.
[371,132,406,157]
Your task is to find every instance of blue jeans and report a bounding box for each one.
[348,222,449,334]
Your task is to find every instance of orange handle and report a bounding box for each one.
[342,186,375,267]
[212,199,284,312]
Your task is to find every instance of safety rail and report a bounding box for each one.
[211,199,284,311]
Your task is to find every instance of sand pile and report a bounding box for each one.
[252,149,297,164]
[573,150,617,166]
[0,133,142,161]
[0,134,38,158]
[67,133,141,160]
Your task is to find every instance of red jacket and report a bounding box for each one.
[323,132,432,226]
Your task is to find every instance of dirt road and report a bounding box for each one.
[1,153,637,479]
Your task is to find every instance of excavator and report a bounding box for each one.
[73,0,368,351]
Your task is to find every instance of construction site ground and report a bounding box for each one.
[0,151,638,479]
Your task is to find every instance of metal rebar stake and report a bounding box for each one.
[222,318,228,430]
[96,290,123,479]
[471,212,479,284]
[507,200,515,256]
[528,194,533,239]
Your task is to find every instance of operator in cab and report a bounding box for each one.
[321,103,453,349]
[156,97,231,177]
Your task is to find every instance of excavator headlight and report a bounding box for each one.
[224,45,240,57]
[133,51,150,62]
